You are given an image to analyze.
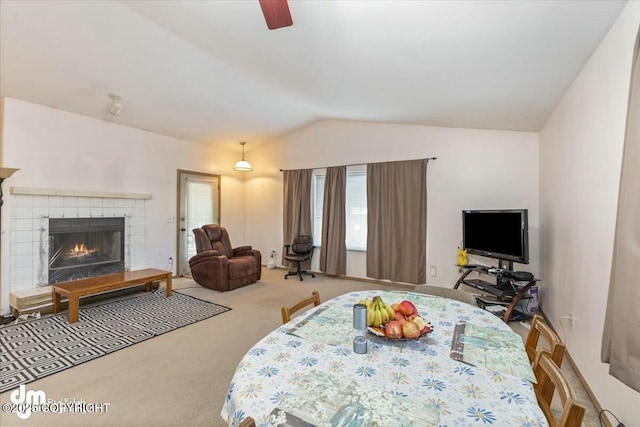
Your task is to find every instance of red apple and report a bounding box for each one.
[397,317,407,326]
[394,312,405,322]
[398,300,417,317]
[390,302,401,313]
[402,320,421,339]
[385,320,403,339]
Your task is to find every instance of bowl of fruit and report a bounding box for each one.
[360,296,433,340]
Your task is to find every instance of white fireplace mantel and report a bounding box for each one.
[10,187,152,200]
[6,189,147,293]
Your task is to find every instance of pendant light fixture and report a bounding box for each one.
[234,141,253,171]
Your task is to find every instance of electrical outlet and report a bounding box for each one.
[430,265,437,277]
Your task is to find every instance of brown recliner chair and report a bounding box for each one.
[188,225,262,291]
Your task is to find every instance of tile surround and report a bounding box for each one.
[8,195,146,291]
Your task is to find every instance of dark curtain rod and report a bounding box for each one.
[279,157,437,172]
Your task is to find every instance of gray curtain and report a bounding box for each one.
[320,166,346,275]
[282,169,313,268]
[601,28,640,392]
[366,159,427,284]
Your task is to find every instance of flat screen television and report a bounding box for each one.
[462,209,529,265]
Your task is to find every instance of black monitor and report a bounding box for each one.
[462,209,529,265]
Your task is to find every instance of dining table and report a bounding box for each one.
[221,290,547,427]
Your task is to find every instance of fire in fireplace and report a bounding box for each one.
[49,217,125,284]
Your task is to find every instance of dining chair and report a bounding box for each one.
[525,315,566,367]
[238,416,256,427]
[533,351,586,427]
[281,290,321,324]
[413,284,478,306]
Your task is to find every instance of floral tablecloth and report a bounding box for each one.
[221,290,547,427]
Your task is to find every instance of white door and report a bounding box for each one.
[177,171,220,276]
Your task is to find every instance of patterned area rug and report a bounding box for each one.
[0,291,231,393]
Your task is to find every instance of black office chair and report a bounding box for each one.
[284,235,316,281]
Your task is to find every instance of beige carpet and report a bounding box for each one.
[0,268,599,427]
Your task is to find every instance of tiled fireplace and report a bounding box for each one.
[48,217,125,283]
[8,189,147,292]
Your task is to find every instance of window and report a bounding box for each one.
[312,168,367,251]
[312,173,325,246]
[346,171,367,251]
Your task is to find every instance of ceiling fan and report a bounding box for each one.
[259,0,293,30]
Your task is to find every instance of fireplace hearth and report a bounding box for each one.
[49,217,125,284]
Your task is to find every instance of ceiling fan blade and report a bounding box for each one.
[259,0,293,30]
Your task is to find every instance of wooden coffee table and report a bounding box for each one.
[52,268,172,323]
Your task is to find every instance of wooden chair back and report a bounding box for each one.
[533,351,586,427]
[525,315,566,367]
[238,416,256,427]
[281,290,321,324]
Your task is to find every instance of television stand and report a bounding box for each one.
[454,265,538,323]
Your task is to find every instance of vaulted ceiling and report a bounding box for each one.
[0,1,627,151]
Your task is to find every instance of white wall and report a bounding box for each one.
[0,97,247,314]
[539,2,640,423]
[245,120,539,288]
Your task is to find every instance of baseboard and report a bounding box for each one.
[267,265,417,290]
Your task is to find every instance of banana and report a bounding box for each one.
[373,308,382,327]
[380,302,389,324]
[363,296,397,327]
[385,304,395,321]
[380,303,388,325]
[378,297,392,325]
[373,299,382,325]
[367,296,392,326]
[359,298,372,310]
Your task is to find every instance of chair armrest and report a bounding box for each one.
[194,249,220,258]
[232,245,252,256]
[188,250,221,267]
[284,244,291,256]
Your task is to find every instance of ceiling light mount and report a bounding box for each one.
[234,141,253,172]
[108,93,122,116]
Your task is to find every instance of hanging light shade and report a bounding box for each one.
[234,141,253,171]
